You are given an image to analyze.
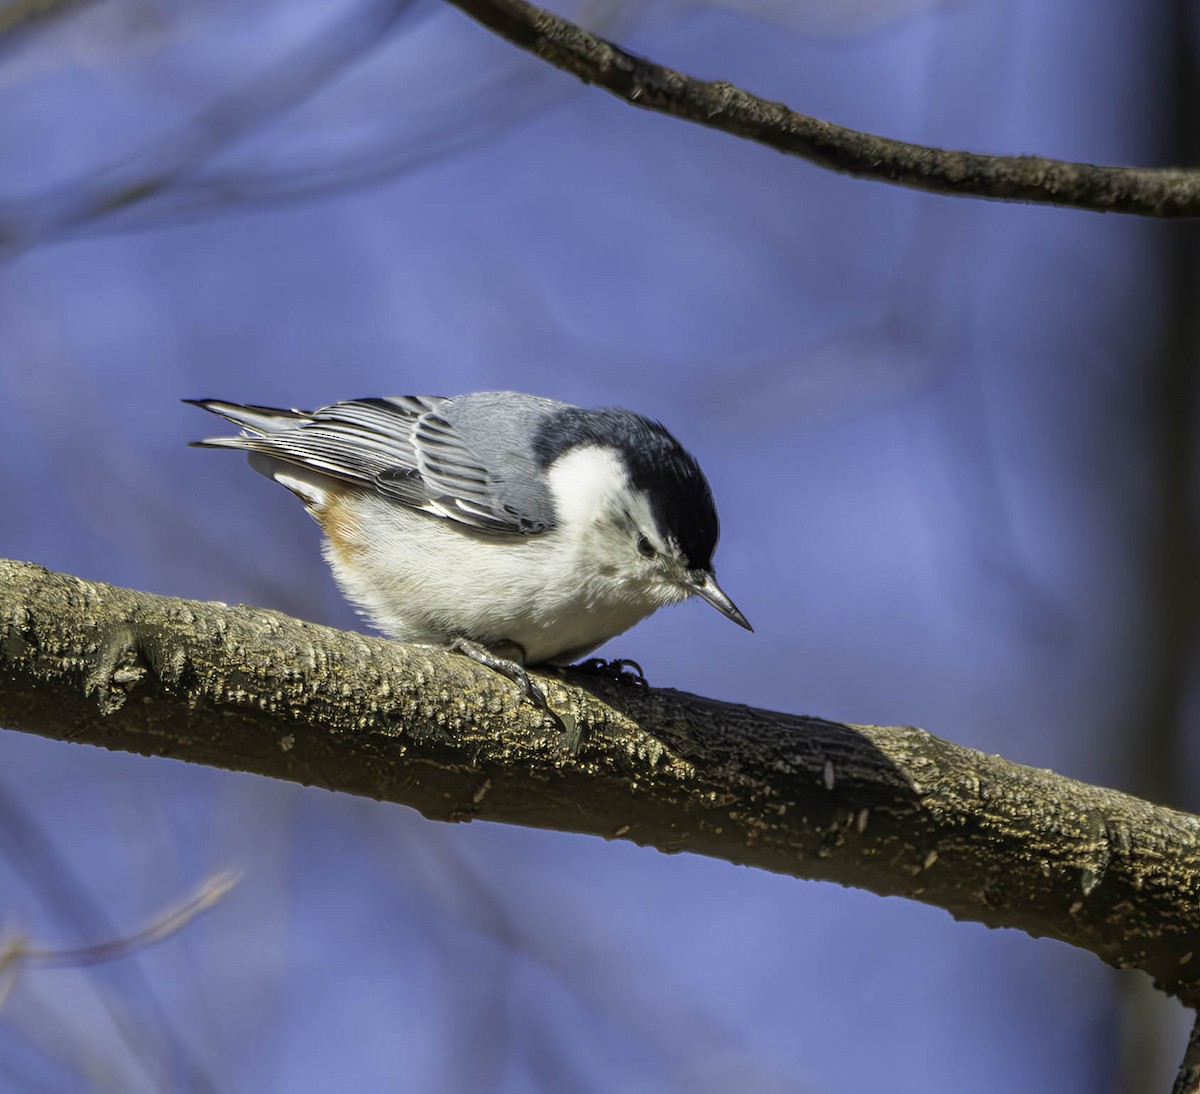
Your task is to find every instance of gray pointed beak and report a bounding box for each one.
[688,571,753,632]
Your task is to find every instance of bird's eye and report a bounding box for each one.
[636,534,657,560]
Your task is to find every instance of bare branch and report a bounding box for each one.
[4,559,1200,1007]
[441,0,1200,217]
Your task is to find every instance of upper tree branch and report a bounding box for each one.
[3,559,1200,1004]
[441,0,1200,217]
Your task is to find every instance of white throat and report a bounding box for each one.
[545,444,631,530]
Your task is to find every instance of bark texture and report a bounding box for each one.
[443,0,1200,217]
[4,559,1200,1005]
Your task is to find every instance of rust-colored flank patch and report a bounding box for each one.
[316,492,364,562]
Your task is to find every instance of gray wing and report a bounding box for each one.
[187,393,556,536]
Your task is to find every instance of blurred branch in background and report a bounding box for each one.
[0,869,236,1085]
[0,0,636,251]
[0,0,96,45]
[0,784,233,1090]
[0,870,237,1000]
[5,558,1200,1032]
[443,0,1200,217]
[352,807,788,1089]
[0,0,421,257]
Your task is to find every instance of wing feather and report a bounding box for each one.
[188,395,550,536]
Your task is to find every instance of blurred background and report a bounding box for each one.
[1,0,1197,1089]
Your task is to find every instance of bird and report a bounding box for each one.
[186,391,750,719]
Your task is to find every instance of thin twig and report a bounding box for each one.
[0,786,231,1090]
[0,871,238,984]
[442,0,1200,217]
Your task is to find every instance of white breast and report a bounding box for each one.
[320,445,671,664]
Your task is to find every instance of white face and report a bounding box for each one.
[545,444,695,608]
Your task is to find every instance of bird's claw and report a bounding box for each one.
[572,657,649,689]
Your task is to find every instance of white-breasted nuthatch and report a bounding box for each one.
[187,391,750,713]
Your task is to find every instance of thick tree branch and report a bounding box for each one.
[3,559,1200,1005]
[441,0,1200,217]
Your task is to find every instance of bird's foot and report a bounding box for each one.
[449,638,580,752]
[571,657,649,690]
[450,637,547,705]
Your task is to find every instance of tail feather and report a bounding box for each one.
[188,434,258,451]
[183,398,309,436]
[185,399,343,506]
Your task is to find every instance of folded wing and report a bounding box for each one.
[187,395,552,537]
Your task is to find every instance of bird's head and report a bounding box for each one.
[536,408,751,631]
